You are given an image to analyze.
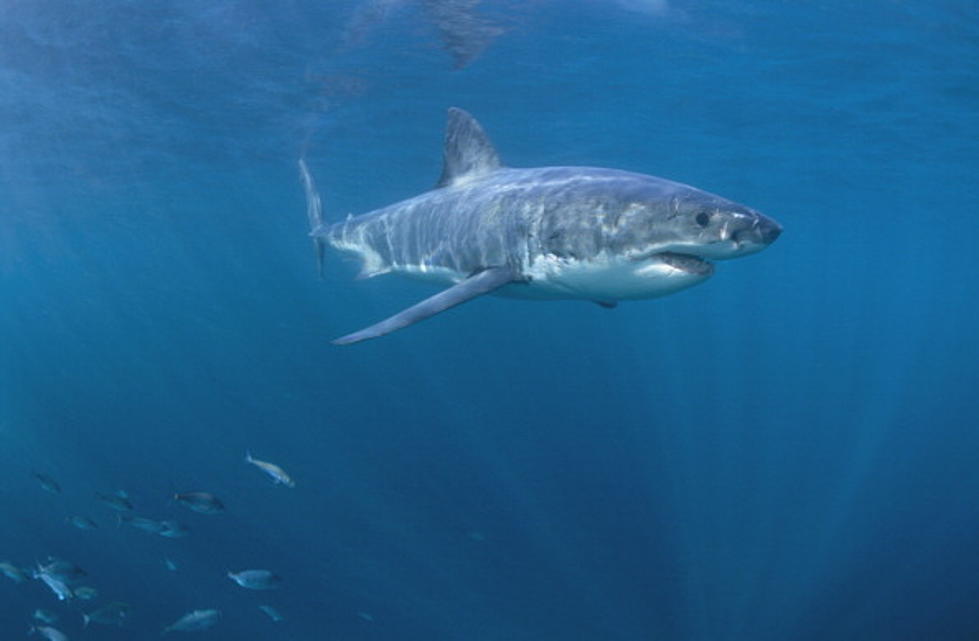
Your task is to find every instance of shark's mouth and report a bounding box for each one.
[656,252,715,276]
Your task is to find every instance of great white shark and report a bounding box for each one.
[300,108,782,345]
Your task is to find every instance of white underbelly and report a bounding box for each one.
[376,253,710,303]
[508,253,711,301]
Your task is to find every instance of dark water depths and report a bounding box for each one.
[2,1,978,639]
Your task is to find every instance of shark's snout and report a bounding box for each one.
[758,216,782,245]
[732,213,782,248]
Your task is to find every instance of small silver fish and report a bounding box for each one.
[33,473,61,494]
[0,561,27,583]
[163,609,220,634]
[29,625,68,641]
[95,491,133,512]
[73,586,98,600]
[356,611,375,623]
[174,492,225,514]
[34,570,73,601]
[158,520,190,538]
[66,516,98,530]
[38,558,86,581]
[164,558,178,572]
[118,513,164,534]
[258,604,283,622]
[82,601,131,627]
[228,569,282,590]
[245,452,295,487]
[33,609,59,624]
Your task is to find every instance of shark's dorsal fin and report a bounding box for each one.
[437,108,501,188]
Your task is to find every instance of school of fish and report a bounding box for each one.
[4,452,299,638]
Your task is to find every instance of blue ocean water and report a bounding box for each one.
[2,1,978,639]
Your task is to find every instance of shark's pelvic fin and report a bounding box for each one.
[436,107,502,188]
[332,266,516,345]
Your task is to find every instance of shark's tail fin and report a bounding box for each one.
[298,158,327,279]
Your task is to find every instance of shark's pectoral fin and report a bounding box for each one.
[593,300,618,309]
[332,267,517,345]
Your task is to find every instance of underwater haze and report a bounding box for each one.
[2,1,979,639]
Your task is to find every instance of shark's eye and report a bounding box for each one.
[695,211,711,227]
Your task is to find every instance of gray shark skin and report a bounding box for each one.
[301,108,781,345]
